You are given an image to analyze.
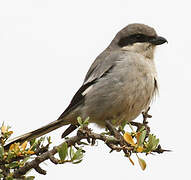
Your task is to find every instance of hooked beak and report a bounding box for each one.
[149,36,168,45]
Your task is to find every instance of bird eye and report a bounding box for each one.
[135,34,142,39]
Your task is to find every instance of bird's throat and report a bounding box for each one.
[121,42,155,60]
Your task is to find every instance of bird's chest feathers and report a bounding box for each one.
[133,56,158,98]
[118,52,158,115]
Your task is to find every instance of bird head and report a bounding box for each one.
[108,23,167,59]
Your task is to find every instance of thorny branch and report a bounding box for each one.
[13,128,167,178]
[0,109,170,179]
[12,127,131,178]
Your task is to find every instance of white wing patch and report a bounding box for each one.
[82,85,93,96]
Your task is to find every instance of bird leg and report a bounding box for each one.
[130,107,152,136]
[142,107,152,124]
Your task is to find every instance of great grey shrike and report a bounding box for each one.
[5,23,167,148]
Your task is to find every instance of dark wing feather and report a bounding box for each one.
[58,51,116,137]
[58,80,96,120]
[58,49,117,120]
[58,64,115,120]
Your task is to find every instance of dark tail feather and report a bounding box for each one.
[61,124,78,138]
[4,119,69,150]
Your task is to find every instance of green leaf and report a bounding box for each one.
[128,123,135,132]
[47,136,52,144]
[83,117,89,125]
[69,146,75,159]
[0,145,4,159]
[7,125,11,130]
[0,169,3,179]
[138,130,146,146]
[29,139,38,151]
[8,162,19,169]
[38,137,45,145]
[139,126,145,132]
[77,117,83,125]
[121,120,128,129]
[152,138,159,150]
[118,120,128,133]
[5,176,13,180]
[72,159,83,164]
[29,139,36,146]
[22,157,30,164]
[58,142,68,161]
[144,135,153,152]
[24,176,35,180]
[72,148,83,161]
[7,151,15,161]
[144,134,159,152]
[111,119,117,125]
[0,174,4,178]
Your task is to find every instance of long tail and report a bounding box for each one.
[4,118,69,149]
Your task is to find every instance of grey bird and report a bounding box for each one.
[5,23,167,147]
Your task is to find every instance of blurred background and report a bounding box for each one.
[0,0,190,179]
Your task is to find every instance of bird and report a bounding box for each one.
[5,23,167,148]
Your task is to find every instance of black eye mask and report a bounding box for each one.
[118,34,155,47]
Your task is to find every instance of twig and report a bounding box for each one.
[12,129,123,178]
[2,117,168,178]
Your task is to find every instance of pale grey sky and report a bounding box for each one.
[0,0,190,179]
